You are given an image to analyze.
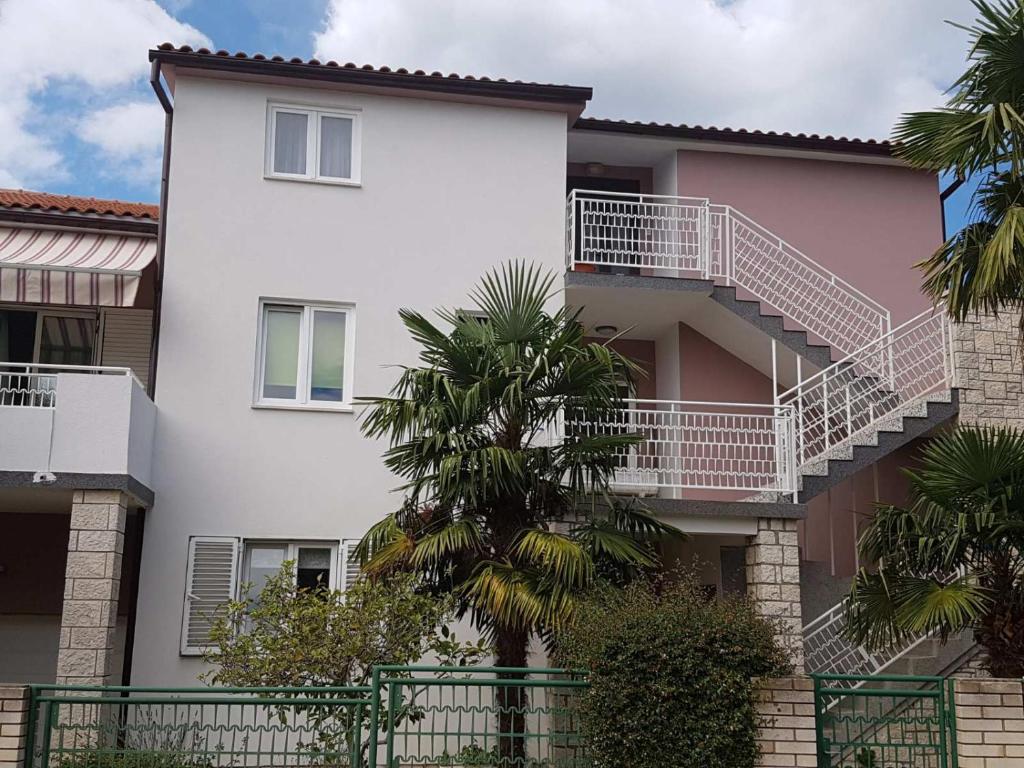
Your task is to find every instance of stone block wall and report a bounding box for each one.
[754,677,816,767]
[954,678,1024,767]
[953,312,1024,428]
[56,490,128,686]
[747,518,804,672]
[0,686,29,768]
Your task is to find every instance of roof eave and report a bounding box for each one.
[150,49,593,114]
[0,208,158,236]
[573,117,896,159]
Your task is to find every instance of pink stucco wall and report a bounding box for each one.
[678,323,774,403]
[799,438,922,578]
[676,151,942,324]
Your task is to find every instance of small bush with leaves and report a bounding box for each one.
[554,573,790,768]
[204,566,489,689]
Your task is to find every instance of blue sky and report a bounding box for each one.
[0,0,978,236]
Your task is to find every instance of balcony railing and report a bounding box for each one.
[560,399,797,495]
[566,189,891,357]
[0,362,141,408]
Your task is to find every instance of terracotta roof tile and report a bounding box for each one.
[0,189,158,220]
[151,44,592,104]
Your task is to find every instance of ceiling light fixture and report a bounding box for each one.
[595,324,618,336]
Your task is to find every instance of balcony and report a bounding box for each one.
[559,399,797,498]
[0,363,155,490]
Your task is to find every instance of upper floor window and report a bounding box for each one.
[255,300,356,410]
[266,103,362,185]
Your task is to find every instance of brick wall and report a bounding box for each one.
[0,686,29,768]
[953,312,1024,428]
[754,677,816,767]
[955,678,1024,767]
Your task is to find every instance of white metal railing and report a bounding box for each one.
[0,362,140,408]
[566,189,712,274]
[560,399,798,494]
[803,597,933,681]
[775,311,953,467]
[566,190,892,357]
[709,205,891,357]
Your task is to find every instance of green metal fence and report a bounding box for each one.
[368,666,590,768]
[27,685,371,768]
[813,674,957,768]
[27,668,589,768]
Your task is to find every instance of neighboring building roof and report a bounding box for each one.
[150,44,593,111]
[0,189,159,236]
[0,189,158,220]
[573,117,895,157]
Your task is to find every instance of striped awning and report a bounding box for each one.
[0,226,157,307]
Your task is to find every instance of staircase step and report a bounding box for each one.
[710,285,836,369]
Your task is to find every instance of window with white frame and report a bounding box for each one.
[180,536,361,655]
[255,301,356,409]
[267,104,361,184]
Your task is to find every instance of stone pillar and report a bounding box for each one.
[56,491,128,686]
[952,312,1024,429]
[754,677,816,768]
[954,678,1024,767]
[747,518,804,673]
[0,686,29,768]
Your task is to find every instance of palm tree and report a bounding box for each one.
[893,0,1024,331]
[356,262,680,759]
[844,426,1024,676]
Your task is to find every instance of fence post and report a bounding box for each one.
[367,668,382,768]
[385,680,401,768]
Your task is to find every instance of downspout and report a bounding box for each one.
[119,59,171,688]
[939,175,965,240]
[148,58,173,400]
[119,508,146,687]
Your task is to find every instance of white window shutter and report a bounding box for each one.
[180,536,240,656]
[340,540,361,591]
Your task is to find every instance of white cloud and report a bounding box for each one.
[78,100,167,186]
[0,0,207,190]
[314,0,975,140]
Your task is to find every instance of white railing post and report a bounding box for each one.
[565,190,576,269]
[845,384,852,438]
[823,376,830,452]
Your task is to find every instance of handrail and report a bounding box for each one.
[712,204,891,321]
[775,310,951,467]
[0,361,143,390]
[775,308,941,402]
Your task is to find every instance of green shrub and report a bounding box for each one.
[554,573,791,768]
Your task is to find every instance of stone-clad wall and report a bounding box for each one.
[953,312,1024,428]
[56,490,128,686]
[747,518,804,673]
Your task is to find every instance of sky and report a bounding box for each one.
[0,0,980,233]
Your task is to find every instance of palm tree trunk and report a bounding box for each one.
[494,625,529,768]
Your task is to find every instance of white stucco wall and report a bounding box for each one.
[131,74,570,685]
